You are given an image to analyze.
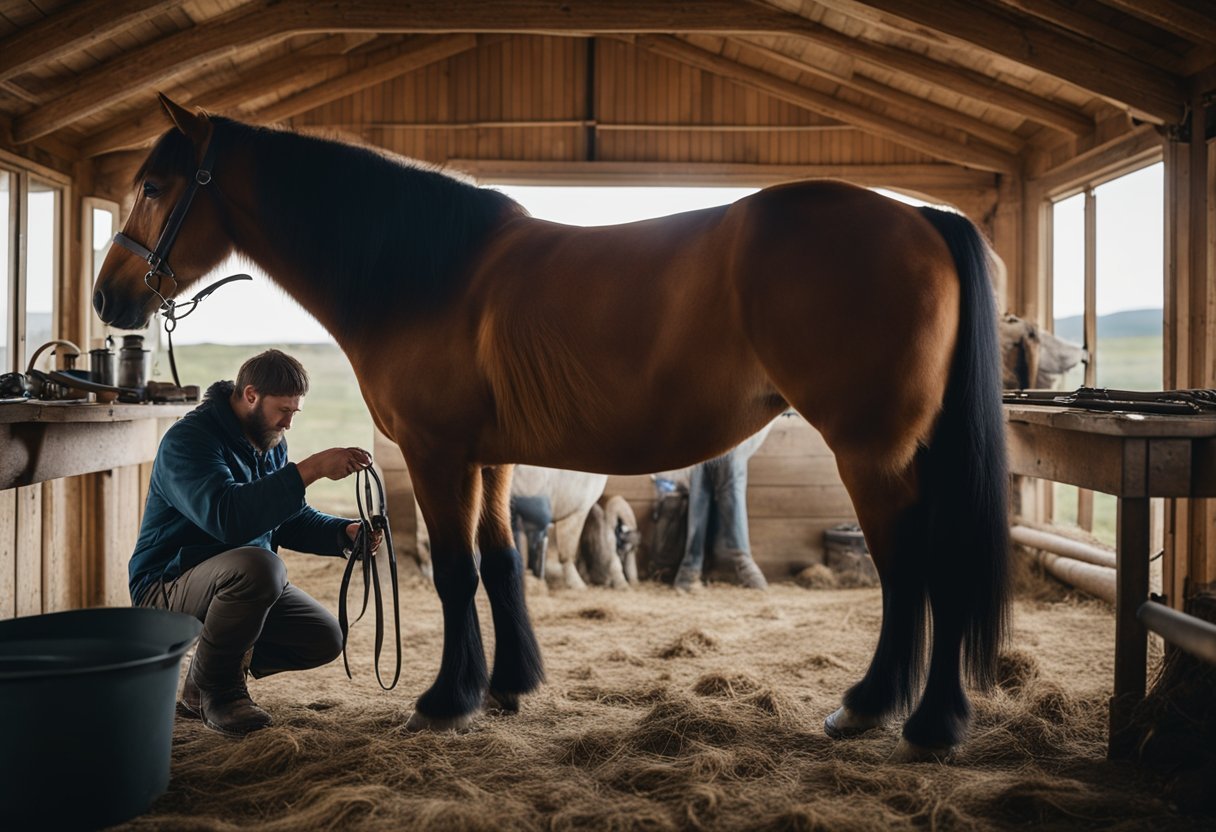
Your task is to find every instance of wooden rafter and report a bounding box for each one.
[1097,0,1216,50]
[861,0,1185,122]
[750,9,1093,135]
[81,38,354,158]
[9,0,824,143]
[730,37,1025,154]
[993,0,1189,75]
[255,35,483,124]
[627,35,1017,173]
[83,34,482,157]
[0,0,181,84]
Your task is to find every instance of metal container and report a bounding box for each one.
[89,336,117,387]
[117,334,151,389]
[0,607,201,830]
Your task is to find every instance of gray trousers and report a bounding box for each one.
[137,546,343,679]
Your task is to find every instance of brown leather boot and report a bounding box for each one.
[182,649,271,738]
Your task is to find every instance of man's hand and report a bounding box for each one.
[296,447,373,486]
[345,521,384,553]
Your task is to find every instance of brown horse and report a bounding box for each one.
[93,96,1009,761]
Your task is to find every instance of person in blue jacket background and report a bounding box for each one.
[133,349,375,738]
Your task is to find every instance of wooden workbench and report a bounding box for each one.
[0,401,195,491]
[1004,404,1216,755]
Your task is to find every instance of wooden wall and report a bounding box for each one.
[0,433,171,621]
[292,36,935,169]
[372,413,854,581]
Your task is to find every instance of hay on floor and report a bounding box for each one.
[113,551,1204,831]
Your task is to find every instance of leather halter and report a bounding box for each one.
[109,136,250,386]
[113,138,218,293]
[339,465,403,691]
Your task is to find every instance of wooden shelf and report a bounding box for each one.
[0,401,195,425]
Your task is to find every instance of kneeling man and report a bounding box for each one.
[132,349,372,737]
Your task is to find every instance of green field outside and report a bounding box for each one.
[168,342,373,516]
[1051,335,1164,546]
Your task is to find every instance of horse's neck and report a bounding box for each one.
[220,138,505,349]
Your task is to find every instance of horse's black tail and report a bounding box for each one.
[917,206,1010,689]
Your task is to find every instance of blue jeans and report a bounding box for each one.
[680,450,752,575]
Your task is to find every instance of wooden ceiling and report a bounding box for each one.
[0,0,1212,178]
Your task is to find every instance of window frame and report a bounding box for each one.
[0,150,71,375]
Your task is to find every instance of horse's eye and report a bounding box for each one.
[142,181,161,199]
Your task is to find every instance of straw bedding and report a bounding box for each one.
[115,551,1204,831]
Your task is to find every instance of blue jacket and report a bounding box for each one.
[129,380,350,603]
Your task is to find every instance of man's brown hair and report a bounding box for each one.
[235,349,310,397]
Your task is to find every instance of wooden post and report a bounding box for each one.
[1163,91,1216,609]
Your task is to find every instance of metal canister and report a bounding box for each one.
[88,336,117,387]
[116,334,151,389]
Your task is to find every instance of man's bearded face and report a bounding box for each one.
[244,394,300,451]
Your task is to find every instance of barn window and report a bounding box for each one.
[0,164,65,375]
[1049,162,1165,545]
[0,169,11,373]
[24,178,61,371]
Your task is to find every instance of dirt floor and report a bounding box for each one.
[114,551,1202,832]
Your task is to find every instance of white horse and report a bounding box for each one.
[416,465,637,590]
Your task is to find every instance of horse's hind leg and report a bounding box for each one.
[890,587,968,761]
[824,452,930,739]
[405,458,487,731]
[477,464,545,713]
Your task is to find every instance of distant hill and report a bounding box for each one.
[1054,308,1162,342]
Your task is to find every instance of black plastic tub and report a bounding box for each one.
[0,607,201,830]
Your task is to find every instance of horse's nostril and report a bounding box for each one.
[93,289,106,317]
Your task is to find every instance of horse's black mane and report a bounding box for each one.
[139,118,525,335]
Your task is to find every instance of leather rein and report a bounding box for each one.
[339,464,403,690]
[110,135,250,386]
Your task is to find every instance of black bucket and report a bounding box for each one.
[0,607,201,830]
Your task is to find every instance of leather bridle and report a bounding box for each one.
[109,136,249,386]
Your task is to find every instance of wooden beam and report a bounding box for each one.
[1098,0,1216,50]
[12,0,822,143]
[81,36,363,157]
[629,35,1017,173]
[256,35,481,123]
[448,158,998,190]
[0,0,180,84]
[995,0,1189,75]
[13,1,288,144]
[752,10,1093,136]
[731,37,1025,155]
[346,120,855,132]
[861,0,1185,123]
[1028,124,1162,197]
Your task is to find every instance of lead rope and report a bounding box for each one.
[146,272,252,387]
[337,465,402,691]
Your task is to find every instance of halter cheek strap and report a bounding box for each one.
[113,138,218,283]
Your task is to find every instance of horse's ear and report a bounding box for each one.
[158,93,210,148]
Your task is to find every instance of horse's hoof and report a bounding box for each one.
[888,737,955,764]
[824,706,884,739]
[405,709,480,732]
[484,690,520,714]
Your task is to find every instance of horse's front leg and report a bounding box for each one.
[477,464,545,713]
[406,459,487,731]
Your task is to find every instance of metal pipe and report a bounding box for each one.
[1012,524,1116,569]
[1031,550,1116,604]
[1137,600,1216,666]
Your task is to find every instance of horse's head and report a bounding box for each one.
[93,94,234,329]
